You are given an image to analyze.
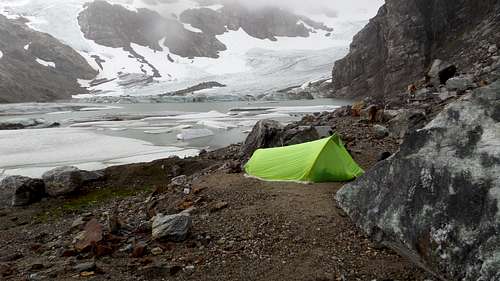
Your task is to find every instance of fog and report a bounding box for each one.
[220,0,385,17]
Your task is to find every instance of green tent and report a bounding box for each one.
[244,134,364,183]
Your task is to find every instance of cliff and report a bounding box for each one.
[331,0,500,99]
[0,16,97,103]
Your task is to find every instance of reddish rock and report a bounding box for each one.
[131,243,146,258]
[94,242,113,257]
[210,201,228,212]
[75,218,103,252]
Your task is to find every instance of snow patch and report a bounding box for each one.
[36,58,55,68]
[182,23,203,33]
[197,120,237,130]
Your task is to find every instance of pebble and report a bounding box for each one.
[151,247,163,256]
[74,261,96,273]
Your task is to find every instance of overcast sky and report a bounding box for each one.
[224,0,385,19]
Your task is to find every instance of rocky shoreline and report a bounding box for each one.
[1,59,486,279]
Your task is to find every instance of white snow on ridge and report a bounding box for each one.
[24,42,31,50]
[0,0,382,99]
[0,50,3,59]
[182,23,203,33]
[35,58,56,68]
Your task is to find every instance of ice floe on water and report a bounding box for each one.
[0,100,351,178]
[0,127,199,179]
[176,129,215,140]
[197,120,237,130]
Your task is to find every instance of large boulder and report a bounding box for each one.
[336,82,500,280]
[152,213,192,242]
[0,176,46,207]
[427,59,457,87]
[239,120,284,158]
[42,166,103,197]
[239,120,324,159]
[387,109,427,140]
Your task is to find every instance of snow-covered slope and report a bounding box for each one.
[0,0,383,102]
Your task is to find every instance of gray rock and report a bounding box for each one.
[382,109,400,122]
[0,176,46,207]
[488,44,498,54]
[313,126,334,138]
[387,109,426,139]
[283,126,321,145]
[170,175,189,188]
[239,120,284,158]
[445,76,475,91]
[427,59,457,87]
[435,91,458,101]
[152,213,192,242]
[73,261,96,273]
[336,82,500,281]
[240,120,327,159]
[42,166,102,197]
[373,125,388,139]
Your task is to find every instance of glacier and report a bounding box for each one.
[0,0,383,101]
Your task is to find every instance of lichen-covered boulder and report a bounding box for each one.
[336,82,500,281]
[152,213,192,242]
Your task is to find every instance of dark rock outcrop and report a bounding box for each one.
[0,118,60,130]
[0,15,97,103]
[78,1,226,58]
[42,166,103,197]
[239,120,326,159]
[0,176,46,207]
[331,0,500,99]
[336,82,500,280]
[180,3,332,41]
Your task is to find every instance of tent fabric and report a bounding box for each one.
[244,134,364,183]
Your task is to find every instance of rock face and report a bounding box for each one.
[180,3,332,41]
[331,0,500,99]
[78,1,226,58]
[336,82,500,280]
[0,176,46,207]
[0,15,97,103]
[79,1,332,60]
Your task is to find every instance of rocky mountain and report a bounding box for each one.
[78,1,227,59]
[180,2,332,41]
[78,1,332,60]
[0,15,97,103]
[330,0,500,99]
[1,0,358,103]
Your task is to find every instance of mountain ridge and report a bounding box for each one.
[330,0,500,99]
